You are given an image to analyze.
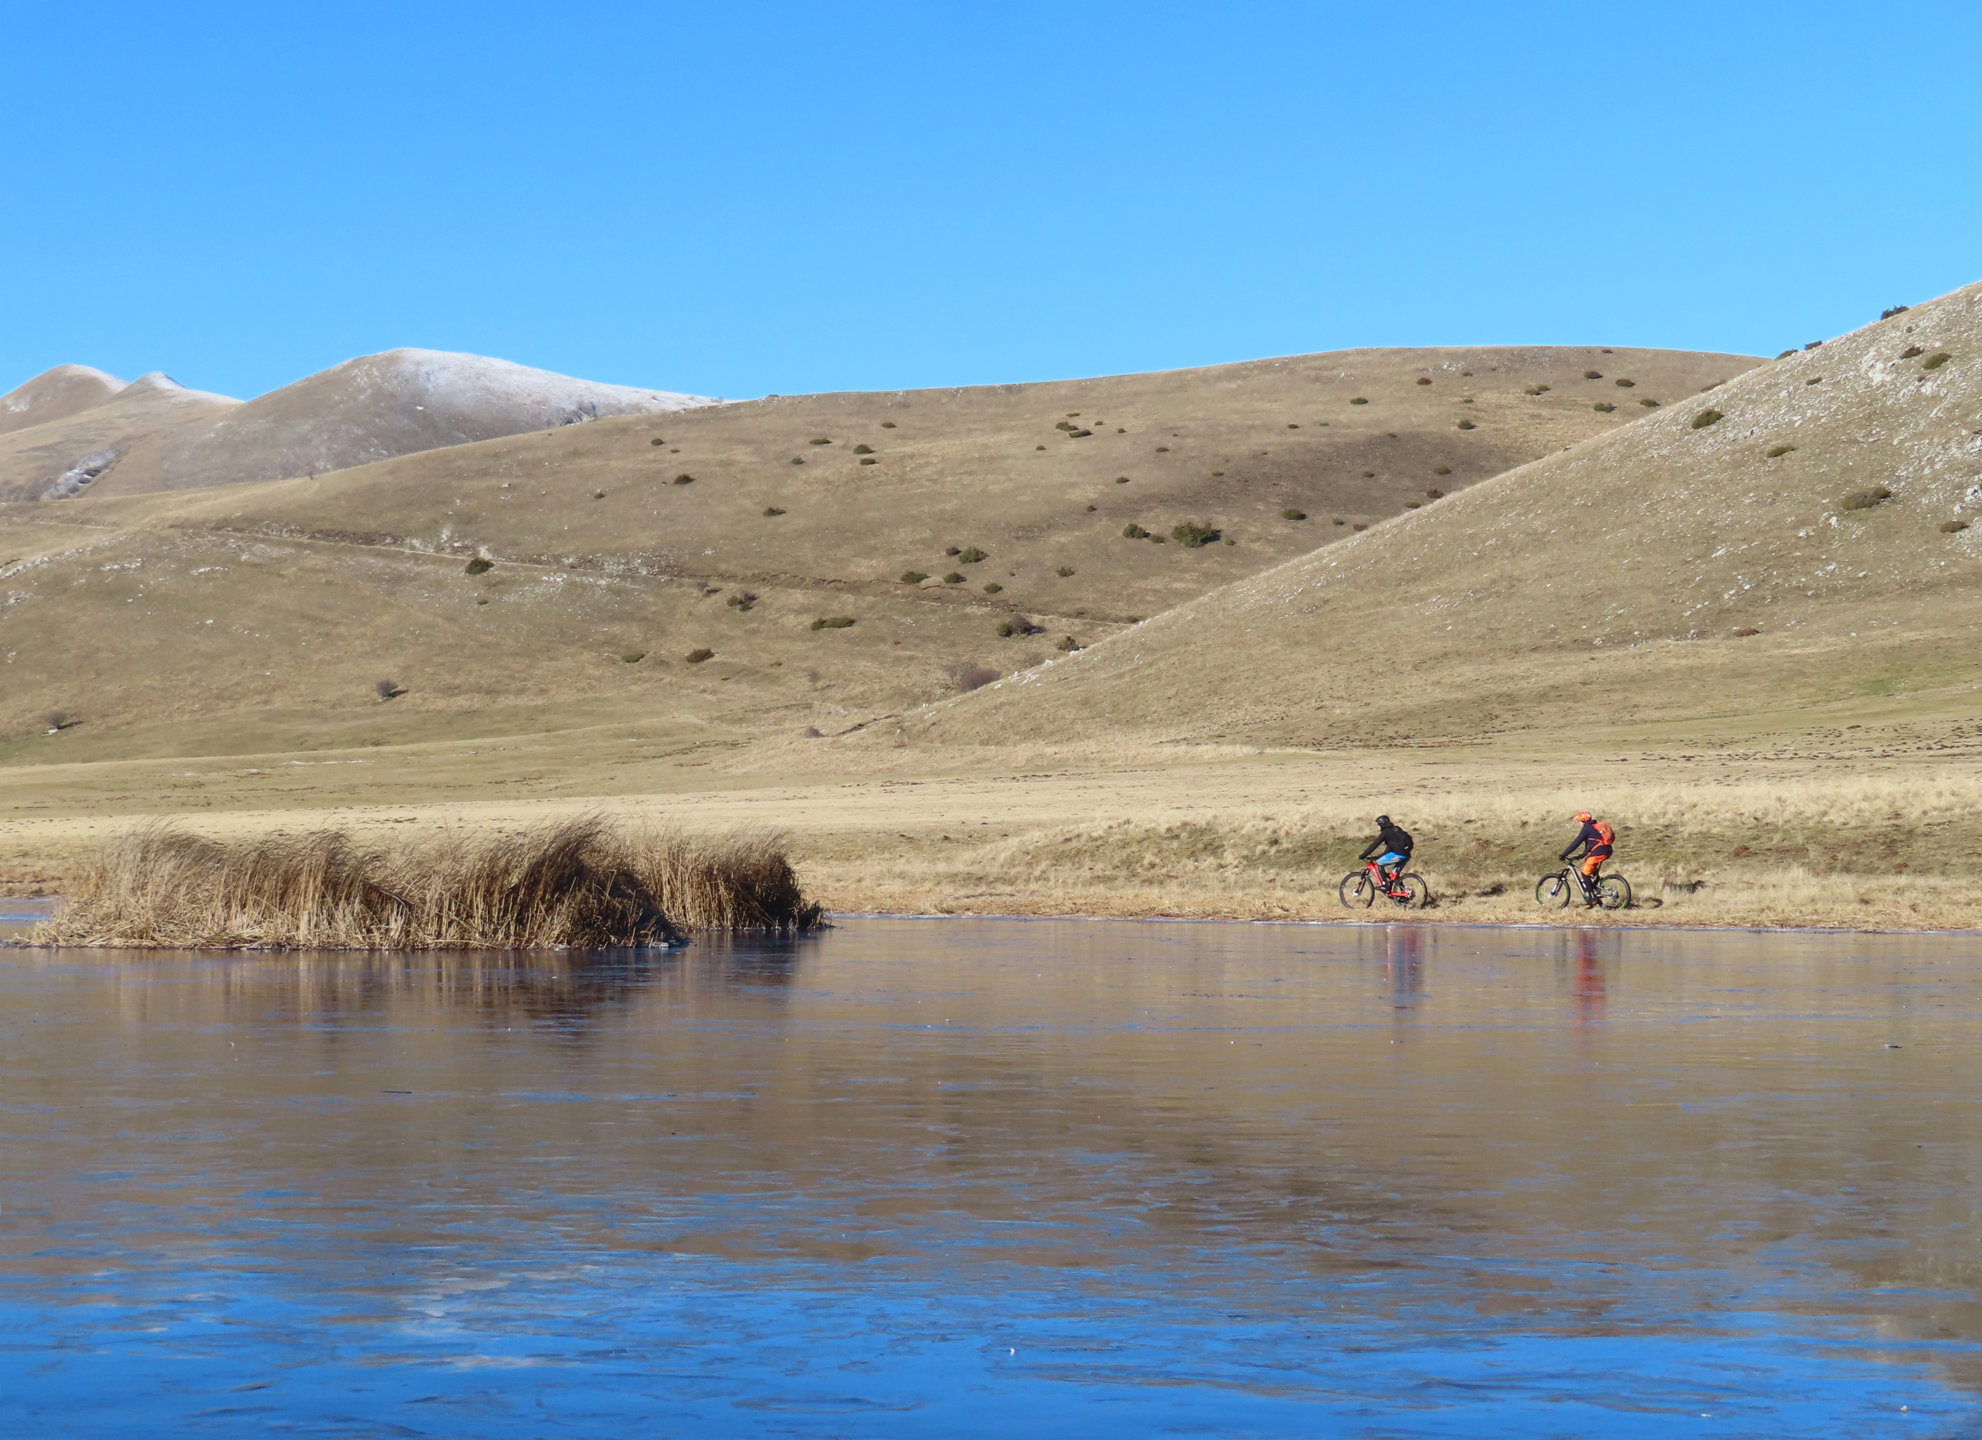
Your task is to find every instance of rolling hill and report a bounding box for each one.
[919,284,1982,753]
[0,343,1754,764]
[0,350,716,503]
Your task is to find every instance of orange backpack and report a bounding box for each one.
[1592,820,1615,847]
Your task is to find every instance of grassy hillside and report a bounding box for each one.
[0,343,1752,764]
[921,285,1981,752]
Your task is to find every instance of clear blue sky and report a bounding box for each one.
[4,1,1977,400]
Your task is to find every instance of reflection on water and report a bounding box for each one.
[2,918,1980,1436]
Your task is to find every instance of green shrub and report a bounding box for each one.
[1457,420,1476,430]
[1405,501,1420,509]
[1776,349,1797,359]
[1155,445,1170,452]
[790,457,805,465]
[811,616,856,630]
[1350,397,1369,405]
[1525,385,1550,395]
[673,473,695,485]
[1171,521,1221,547]
[957,546,988,564]
[900,570,929,584]
[1432,465,1451,476]
[1584,370,1603,379]
[982,582,1003,594]
[1640,398,1661,407]
[1361,469,1375,478]
[1805,341,1822,351]
[593,489,607,499]
[995,621,1015,637]
[1282,508,1307,520]
[859,457,877,466]
[1115,475,1130,484]
[1057,635,1081,651]
[1841,486,1893,511]
[1123,523,1151,539]
[464,557,494,575]
[621,651,646,664]
[1425,488,1444,499]
[1333,518,1345,526]
[473,596,488,606]
[686,648,715,663]
[1593,402,1616,413]
[1352,522,1367,531]
[1940,520,1968,533]
[809,437,832,445]
[1056,565,1075,576]
[1924,352,1954,371]
[1416,377,1432,386]
[650,437,665,446]
[1882,305,1911,319]
[943,572,965,584]
[763,506,786,516]
[853,444,874,454]
[1211,470,1225,477]
[1614,378,1635,388]
[1691,409,1724,429]
[944,546,960,556]
[727,591,757,610]
[1766,445,1795,458]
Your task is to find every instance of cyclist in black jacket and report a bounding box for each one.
[1359,816,1414,889]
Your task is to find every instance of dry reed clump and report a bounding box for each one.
[31,818,820,950]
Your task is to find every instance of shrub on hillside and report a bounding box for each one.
[1640,399,1661,407]
[1172,521,1222,547]
[1924,352,1954,371]
[1416,377,1431,385]
[1115,475,1130,484]
[727,591,757,611]
[900,570,929,584]
[1056,565,1075,576]
[650,437,665,446]
[1732,627,1761,637]
[944,545,961,556]
[1350,397,1368,405]
[859,457,877,466]
[942,571,964,584]
[622,651,646,664]
[1841,487,1893,511]
[995,616,1043,638]
[763,506,786,516]
[957,547,988,564]
[1766,445,1796,458]
[686,649,714,664]
[1584,370,1603,380]
[1282,508,1307,520]
[811,616,856,630]
[1691,409,1724,429]
[1456,420,1477,430]
[982,582,1003,594]
[1777,349,1798,359]
[947,661,998,692]
[881,421,896,428]
[1614,378,1636,387]
[1056,635,1081,651]
[1432,465,1451,475]
[673,473,695,485]
[852,444,874,454]
[1940,520,1969,533]
[1882,305,1911,319]
[1525,385,1550,395]
[375,680,405,700]
[464,557,494,575]
[1593,403,1616,413]
[1123,523,1151,539]
[809,437,832,445]
[1901,346,1925,359]
[1425,488,1444,499]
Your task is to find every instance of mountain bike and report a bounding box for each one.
[1339,860,1431,910]
[1535,862,1632,911]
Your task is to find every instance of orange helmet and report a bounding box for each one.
[1573,811,1593,823]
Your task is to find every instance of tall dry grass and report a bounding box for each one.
[31,817,820,950]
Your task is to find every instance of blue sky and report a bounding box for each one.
[3,1,1977,400]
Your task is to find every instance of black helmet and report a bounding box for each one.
[1375,815,1391,827]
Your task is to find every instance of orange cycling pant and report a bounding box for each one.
[1580,847,1613,878]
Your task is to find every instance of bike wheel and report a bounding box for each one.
[1393,874,1431,909]
[1338,872,1376,908]
[1536,872,1573,908]
[1596,874,1632,911]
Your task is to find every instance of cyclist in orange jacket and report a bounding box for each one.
[1560,811,1615,903]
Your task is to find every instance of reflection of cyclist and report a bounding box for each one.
[1560,811,1615,903]
[1359,815,1414,889]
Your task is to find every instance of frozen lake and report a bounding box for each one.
[2,917,1977,1436]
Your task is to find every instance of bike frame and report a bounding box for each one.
[1364,859,1408,898]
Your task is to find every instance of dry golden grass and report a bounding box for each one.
[29,817,819,950]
